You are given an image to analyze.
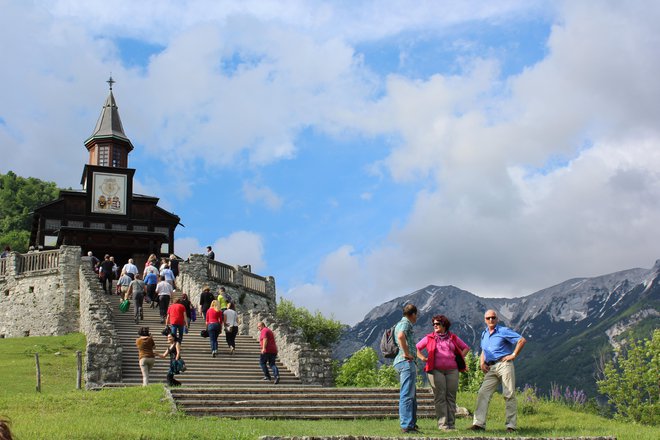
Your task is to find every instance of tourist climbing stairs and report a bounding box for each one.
[111,292,435,419]
[112,293,299,387]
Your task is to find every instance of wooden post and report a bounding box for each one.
[76,351,82,390]
[35,353,41,392]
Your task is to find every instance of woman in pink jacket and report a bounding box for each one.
[416,314,469,431]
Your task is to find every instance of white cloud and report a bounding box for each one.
[281,1,660,323]
[212,231,266,271]
[242,182,283,210]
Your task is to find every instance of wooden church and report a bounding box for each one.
[29,78,181,268]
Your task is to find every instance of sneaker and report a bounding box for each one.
[507,427,517,433]
[468,424,485,431]
[212,351,216,358]
[230,347,235,354]
[261,377,271,381]
[274,376,280,384]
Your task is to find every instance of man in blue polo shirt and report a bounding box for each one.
[469,309,526,433]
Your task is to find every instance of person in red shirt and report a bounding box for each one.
[205,300,223,357]
[257,322,280,384]
[166,298,187,343]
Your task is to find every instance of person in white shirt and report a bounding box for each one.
[223,302,239,354]
[122,258,139,280]
[160,264,175,288]
[155,275,174,324]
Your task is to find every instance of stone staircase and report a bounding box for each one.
[112,293,436,418]
[112,294,300,386]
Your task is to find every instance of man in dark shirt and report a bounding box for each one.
[198,286,215,318]
[99,254,115,294]
[205,246,215,260]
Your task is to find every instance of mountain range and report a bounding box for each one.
[335,260,660,396]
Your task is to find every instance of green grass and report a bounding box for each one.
[1,334,658,439]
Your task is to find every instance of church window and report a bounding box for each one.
[98,145,109,166]
[112,148,123,167]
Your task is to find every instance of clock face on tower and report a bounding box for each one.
[91,172,127,215]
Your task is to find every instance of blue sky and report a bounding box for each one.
[3,1,660,324]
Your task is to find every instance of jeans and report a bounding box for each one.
[208,323,220,352]
[428,368,459,429]
[170,324,184,343]
[260,353,280,380]
[395,360,418,430]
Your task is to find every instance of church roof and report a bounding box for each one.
[84,83,134,150]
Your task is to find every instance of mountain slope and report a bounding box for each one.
[335,260,660,396]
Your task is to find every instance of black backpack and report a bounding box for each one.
[380,325,399,359]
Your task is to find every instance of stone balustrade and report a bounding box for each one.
[177,254,276,317]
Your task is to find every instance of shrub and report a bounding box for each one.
[597,329,659,425]
[520,384,540,415]
[458,351,484,392]
[275,298,344,349]
[336,347,400,387]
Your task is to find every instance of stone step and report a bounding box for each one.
[112,298,303,390]
[110,298,439,419]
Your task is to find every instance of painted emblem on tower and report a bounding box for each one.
[91,172,127,215]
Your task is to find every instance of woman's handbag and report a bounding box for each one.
[455,353,466,372]
[200,329,209,338]
[161,327,171,336]
[118,299,130,313]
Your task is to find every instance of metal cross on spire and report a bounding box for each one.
[107,76,115,91]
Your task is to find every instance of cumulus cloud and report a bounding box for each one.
[284,1,660,323]
[242,182,283,210]
[176,230,265,272]
[212,231,266,272]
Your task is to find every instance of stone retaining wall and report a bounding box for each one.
[0,246,80,338]
[0,247,331,388]
[247,311,334,387]
[79,257,122,388]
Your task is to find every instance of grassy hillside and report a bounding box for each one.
[0,334,658,439]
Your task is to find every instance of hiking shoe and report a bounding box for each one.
[468,424,485,431]
[507,427,517,433]
[401,427,421,433]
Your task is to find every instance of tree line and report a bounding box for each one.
[0,171,59,253]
